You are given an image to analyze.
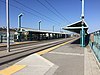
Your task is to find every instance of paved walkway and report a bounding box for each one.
[0,53,58,75]
[0,39,100,75]
[42,44,84,75]
[84,46,100,75]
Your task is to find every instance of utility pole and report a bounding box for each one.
[6,0,10,52]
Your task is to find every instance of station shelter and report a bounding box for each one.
[63,20,88,47]
[14,27,68,42]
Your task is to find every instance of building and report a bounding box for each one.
[0,27,16,43]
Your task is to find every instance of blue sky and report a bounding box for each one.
[0,0,100,33]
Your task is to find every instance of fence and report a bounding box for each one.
[89,30,100,62]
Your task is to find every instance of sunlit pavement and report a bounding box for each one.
[0,41,100,75]
[42,44,84,75]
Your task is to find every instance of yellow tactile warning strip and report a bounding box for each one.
[0,65,26,75]
[37,38,77,55]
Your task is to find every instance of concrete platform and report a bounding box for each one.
[42,44,84,75]
[0,54,58,75]
[42,44,100,75]
[13,54,58,75]
[84,46,100,75]
[0,39,100,75]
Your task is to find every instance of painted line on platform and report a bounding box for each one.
[0,65,26,75]
[37,38,78,55]
[49,52,84,56]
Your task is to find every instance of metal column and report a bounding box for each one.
[6,0,10,52]
[80,26,85,47]
[80,0,85,47]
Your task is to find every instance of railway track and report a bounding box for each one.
[0,38,75,70]
[0,38,69,51]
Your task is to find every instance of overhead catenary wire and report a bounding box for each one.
[44,0,71,24]
[13,0,61,24]
[0,0,40,20]
[0,0,61,24]
[36,0,65,22]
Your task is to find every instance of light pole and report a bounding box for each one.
[39,20,41,30]
[18,13,24,28]
[18,13,24,42]
[81,0,85,47]
[6,0,10,52]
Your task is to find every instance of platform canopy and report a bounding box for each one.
[17,27,65,34]
[62,20,88,34]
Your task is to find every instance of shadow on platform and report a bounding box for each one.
[71,35,90,46]
[71,38,80,44]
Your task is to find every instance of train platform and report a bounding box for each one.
[0,39,100,75]
[0,41,38,47]
[0,38,68,47]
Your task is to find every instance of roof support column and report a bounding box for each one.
[80,25,85,47]
[81,0,85,47]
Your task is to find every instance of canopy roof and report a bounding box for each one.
[63,20,88,34]
[17,27,66,34]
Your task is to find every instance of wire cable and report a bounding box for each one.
[0,0,60,24]
[13,0,60,24]
[36,0,65,21]
[44,0,71,24]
